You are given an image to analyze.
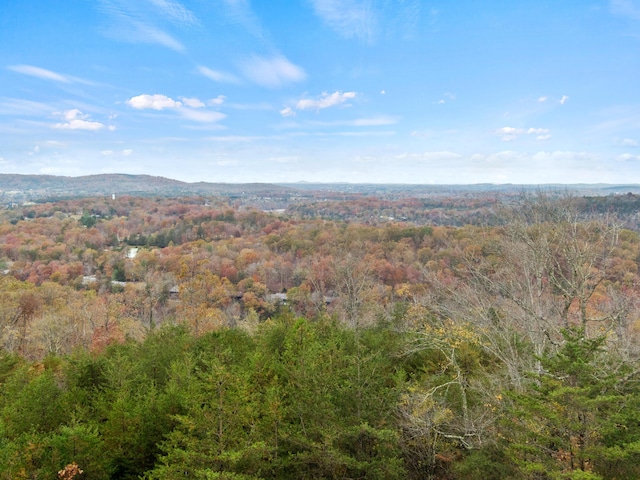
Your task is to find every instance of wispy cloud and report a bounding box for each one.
[53,109,110,131]
[239,55,306,88]
[396,151,461,162]
[97,0,197,52]
[217,0,266,40]
[309,0,377,43]
[197,65,240,84]
[0,98,53,116]
[102,149,133,156]
[7,64,95,85]
[410,128,459,139]
[316,130,396,137]
[269,155,301,164]
[130,21,185,51]
[205,135,281,142]
[8,65,70,83]
[181,97,205,108]
[296,91,356,111]
[179,109,226,123]
[309,115,399,127]
[280,106,296,117]
[208,95,226,106]
[308,0,421,43]
[611,0,640,20]
[560,95,569,105]
[351,115,397,126]
[530,151,595,168]
[616,137,639,147]
[147,0,198,25]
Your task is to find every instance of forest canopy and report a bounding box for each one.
[1,191,640,479]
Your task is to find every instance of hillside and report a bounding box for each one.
[0,173,298,200]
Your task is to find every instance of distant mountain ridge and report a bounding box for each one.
[0,174,297,199]
[1,173,640,202]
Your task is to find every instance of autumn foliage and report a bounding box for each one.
[1,192,640,478]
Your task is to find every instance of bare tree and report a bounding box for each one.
[418,192,628,386]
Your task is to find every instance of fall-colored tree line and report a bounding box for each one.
[1,192,640,478]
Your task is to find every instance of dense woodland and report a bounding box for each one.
[2,191,640,479]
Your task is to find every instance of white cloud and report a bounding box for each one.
[122,149,133,156]
[54,119,105,131]
[53,109,106,131]
[280,106,296,117]
[435,92,456,104]
[208,95,226,106]
[197,65,239,84]
[181,97,205,108]
[296,91,357,110]
[101,150,114,156]
[496,126,523,141]
[127,93,226,123]
[527,128,551,140]
[64,109,82,121]
[497,126,551,141]
[127,94,183,110]
[538,96,548,102]
[380,90,386,95]
[239,55,306,88]
[560,95,569,105]
[8,65,69,83]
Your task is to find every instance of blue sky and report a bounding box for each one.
[1,0,640,184]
